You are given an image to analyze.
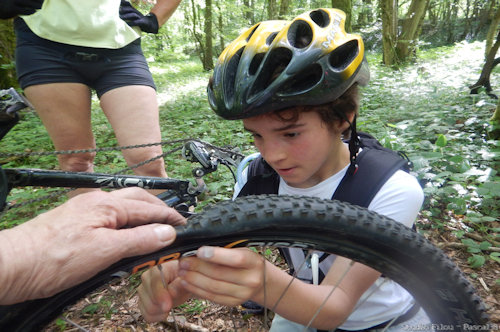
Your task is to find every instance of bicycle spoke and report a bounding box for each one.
[263,246,269,331]
[304,260,355,330]
[157,264,180,332]
[270,250,313,313]
[60,316,91,332]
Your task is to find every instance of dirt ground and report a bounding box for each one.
[426,227,500,325]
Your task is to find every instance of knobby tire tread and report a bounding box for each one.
[0,195,489,331]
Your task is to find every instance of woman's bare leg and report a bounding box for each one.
[100,85,167,195]
[24,83,98,197]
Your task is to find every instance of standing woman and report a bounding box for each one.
[6,0,181,195]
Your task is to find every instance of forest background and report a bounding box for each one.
[0,0,499,325]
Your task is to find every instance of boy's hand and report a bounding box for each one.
[176,246,266,306]
[119,0,159,34]
[137,246,266,322]
[0,0,44,19]
[137,261,191,322]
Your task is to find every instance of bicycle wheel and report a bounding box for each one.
[0,195,489,331]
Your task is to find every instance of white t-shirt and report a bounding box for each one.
[234,162,424,329]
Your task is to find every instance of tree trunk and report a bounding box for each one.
[243,0,254,24]
[203,0,214,71]
[331,0,352,32]
[460,0,472,40]
[427,0,438,26]
[267,0,277,20]
[439,0,450,33]
[395,0,429,62]
[216,1,224,54]
[187,0,206,68]
[358,0,373,26]
[380,0,398,66]
[278,0,291,19]
[445,0,459,43]
[493,101,500,122]
[489,100,500,140]
[475,0,496,37]
[0,20,18,89]
[469,30,500,98]
[485,1,500,58]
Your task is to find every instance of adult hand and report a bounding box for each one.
[119,0,159,34]
[0,0,44,19]
[0,187,186,304]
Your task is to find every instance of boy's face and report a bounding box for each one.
[243,110,349,188]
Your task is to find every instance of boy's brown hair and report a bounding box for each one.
[273,84,360,136]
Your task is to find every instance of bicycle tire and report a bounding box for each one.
[0,195,489,331]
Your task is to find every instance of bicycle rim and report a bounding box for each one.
[0,195,489,331]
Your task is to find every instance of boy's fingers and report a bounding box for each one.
[196,246,257,267]
[137,269,172,320]
[179,278,244,306]
[138,298,169,323]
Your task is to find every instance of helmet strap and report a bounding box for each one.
[346,115,360,175]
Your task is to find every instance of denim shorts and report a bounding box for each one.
[14,18,156,98]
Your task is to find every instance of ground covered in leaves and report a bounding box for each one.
[425,224,500,324]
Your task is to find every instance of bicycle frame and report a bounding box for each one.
[0,88,241,213]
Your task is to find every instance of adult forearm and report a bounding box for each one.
[150,0,182,27]
[0,226,39,304]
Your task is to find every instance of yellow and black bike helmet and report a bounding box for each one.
[208,8,370,120]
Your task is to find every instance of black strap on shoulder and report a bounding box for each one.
[237,155,279,196]
[332,147,408,208]
[332,132,411,208]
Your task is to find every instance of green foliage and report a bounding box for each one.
[54,318,67,331]
[468,254,486,269]
[81,297,117,319]
[360,41,499,267]
[177,299,209,315]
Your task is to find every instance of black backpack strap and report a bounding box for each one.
[332,147,409,208]
[237,155,280,197]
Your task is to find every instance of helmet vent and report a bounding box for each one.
[246,24,260,42]
[309,9,330,28]
[266,32,279,45]
[287,20,313,49]
[249,53,265,75]
[329,40,359,71]
[278,64,323,95]
[250,47,292,96]
[223,47,245,104]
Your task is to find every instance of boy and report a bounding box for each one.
[138,8,430,331]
